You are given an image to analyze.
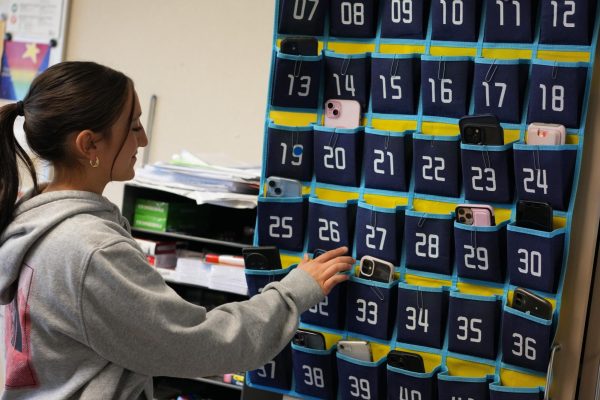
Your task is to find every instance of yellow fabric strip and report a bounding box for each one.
[314,187,360,202]
[421,121,460,136]
[429,46,477,57]
[404,274,452,288]
[500,368,546,388]
[446,357,496,377]
[504,129,521,144]
[495,208,512,224]
[537,50,590,63]
[457,282,504,297]
[281,254,302,269]
[326,42,376,54]
[412,198,457,214]
[269,110,318,126]
[554,216,567,229]
[566,134,580,144]
[379,43,426,54]
[363,193,409,208]
[481,48,533,60]
[371,118,418,131]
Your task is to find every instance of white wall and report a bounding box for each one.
[65,0,276,203]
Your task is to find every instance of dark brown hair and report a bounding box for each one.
[0,61,132,234]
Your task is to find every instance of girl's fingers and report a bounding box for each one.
[323,273,350,295]
[315,246,348,263]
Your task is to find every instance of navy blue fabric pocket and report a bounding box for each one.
[272,52,323,109]
[278,0,329,35]
[248,344,293,390]
[454,221,507,283]
[507,222,566,293]
[484,0,535,43]
[292,343,338,399]
[245,267,291,297]
[461,143,514,204]
[337,353,387,400]
[325,51,371,110]
[404,211,454,275]
[387,364,440,400]
[501,306,553,372]
[301,280,347,330]
[266,123,314,182]
[380,0,429,39]
[314,126,363,187]
[540,0,593,45]
[329,0,379,38]
[413,134,461,198]
[421,57,473,118]
[257,196,307,252]
[437,372,492,400]
[307,197,357,253]
[371,54,420,115]
[473,58,528,124]
[364,128,412,192]
[526,61,588,129]
[431,0,481,42]
[346,276,399,340]
[355,202,405,265]
[489,382,543,400]
[396,284,448,349]
[447,293,501,360]
[513,143,578,211]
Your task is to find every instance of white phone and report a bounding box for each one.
[324,99,361,128]
[526,123,566,145]
[337,340,372,362]
[265,176,302,197]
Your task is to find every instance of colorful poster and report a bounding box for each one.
[0,40,50,100]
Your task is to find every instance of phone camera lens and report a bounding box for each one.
[459,217,465,223]
[458,209,464,215]
[363,260,373,273]
[333,109,339,116]
[274,188,282,195]
[327,102,334,109]
[268,180,276,187]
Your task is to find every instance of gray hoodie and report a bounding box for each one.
[0,190,323,399]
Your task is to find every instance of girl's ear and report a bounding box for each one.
[74,129,102,160]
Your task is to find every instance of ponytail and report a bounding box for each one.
[0,102,38,235]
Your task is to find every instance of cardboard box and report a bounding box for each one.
[134,238,177,269]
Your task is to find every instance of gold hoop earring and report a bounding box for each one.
[89,157,100,168]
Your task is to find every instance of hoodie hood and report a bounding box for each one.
[0,188,127,304]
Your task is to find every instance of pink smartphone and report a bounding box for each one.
[456,204,495,226]
[526,123,566,145]
[324,99,361,128]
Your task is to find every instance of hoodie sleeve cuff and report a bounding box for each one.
[277,268,324,314]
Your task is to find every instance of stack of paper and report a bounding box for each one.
[209,264,248,296]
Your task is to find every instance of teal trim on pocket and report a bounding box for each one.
[258,196,305,204]
[460,143,514,152]
[358,201,402,214]
[449,290,500,302]
[349,274,399,289]
[506,222,566,239]
[387,364,441,379]
[454,220,509,232]
[309,196,357,208]
[405,210,454,220]
[336,351,387,367]
[371,52,422,60]
[323,50,370,59]
[512,143,579,152]
[313,125,364,135]
[503,304,553,326]
[276,52,323,62]
[365,127,412,136]
[267,121,314,131]
[413,133,461,142]
[291,342,337,354]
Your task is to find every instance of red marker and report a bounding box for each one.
[205,254,245,267]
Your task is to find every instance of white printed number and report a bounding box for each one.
[302,365,325,388]
[391,0,413,23]
[374,149,395,175]
[456,316,482,343]
[333,73,357,97]
[349,376,371,399]
[551,0,576,28]
[539,84,565,112]
[379,75,402,100]
[422,156,446,182]
[366,225,387,250]
[280,142,303,166]
[323,146,346,170]
[287,74,311,97]
[399,387,423,400]
[512,333,537,361]
[256,361,276,379]
[415,233,439,259]
[496,0,521,26]
[406,306,429,333]
[471,167,497,192]
[428,78,453,104]
[293,0,319,21]
[440,0,464,25]
[269,216,293,239]
[517,249,542,278]
[464,245,489,271]
[341,1,365,25]
[356,299,378,325]
[318,218,341,243]
[482,81,507,108]
[522,168,548,195]
[309,296,329,316]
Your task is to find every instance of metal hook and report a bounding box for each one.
[437,60,446,80]
[481,150,492,169]
[390,55,401,77]
[293,57,303,78]
[533,148,542,171]
[484,60,499,83]
[418,213,428,228]
[543,344,561,400]
[552,62,559,80]
[384,131,391,150]
[341,57,351,76]
[471,230,478,249]
[417,289,425,311]
[328,131,340,149]
[370,286,385,301]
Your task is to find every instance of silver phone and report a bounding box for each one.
[337,340,372,362]
[266,176,302,198]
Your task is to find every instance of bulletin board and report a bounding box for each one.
[246,0,600,399]
[0,0,70,100]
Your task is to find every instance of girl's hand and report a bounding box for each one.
[297,246,355,295]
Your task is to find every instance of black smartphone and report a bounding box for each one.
[516,200,553,232]
[242,246,282,270]
[512,288,553,320]
[281,36,319,56]
[459,114,504,146]
[387,350,425,373]
[359,256,394,283]
[292,329,326,350]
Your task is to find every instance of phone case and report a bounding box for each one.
[359,256,394,283]
[280,37,319,56]
[459,114,504,145]
[266,176,303,197]
[456,204,495,226]
[512,288,553,320]
[526,123,566,145]
[242,246,282,270]
[387,351,425,373]
[516,201,553,232]
[337,341,372,362]
[324,99,361,128]
[293,330,326,350]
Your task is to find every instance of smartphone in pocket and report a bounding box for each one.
[512,287,553,320]
[387,350,425,373]
[515,200,553,232]
[526,123,566,145]
[337,340,372,362]
[324,99,361,129]
[359,255,394,283]
[280,36,319,56]
[266,176,302,198]
[459,114,504,145]
[455,204,495,226]
[293,329,326,350]
[242,246,282,270]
